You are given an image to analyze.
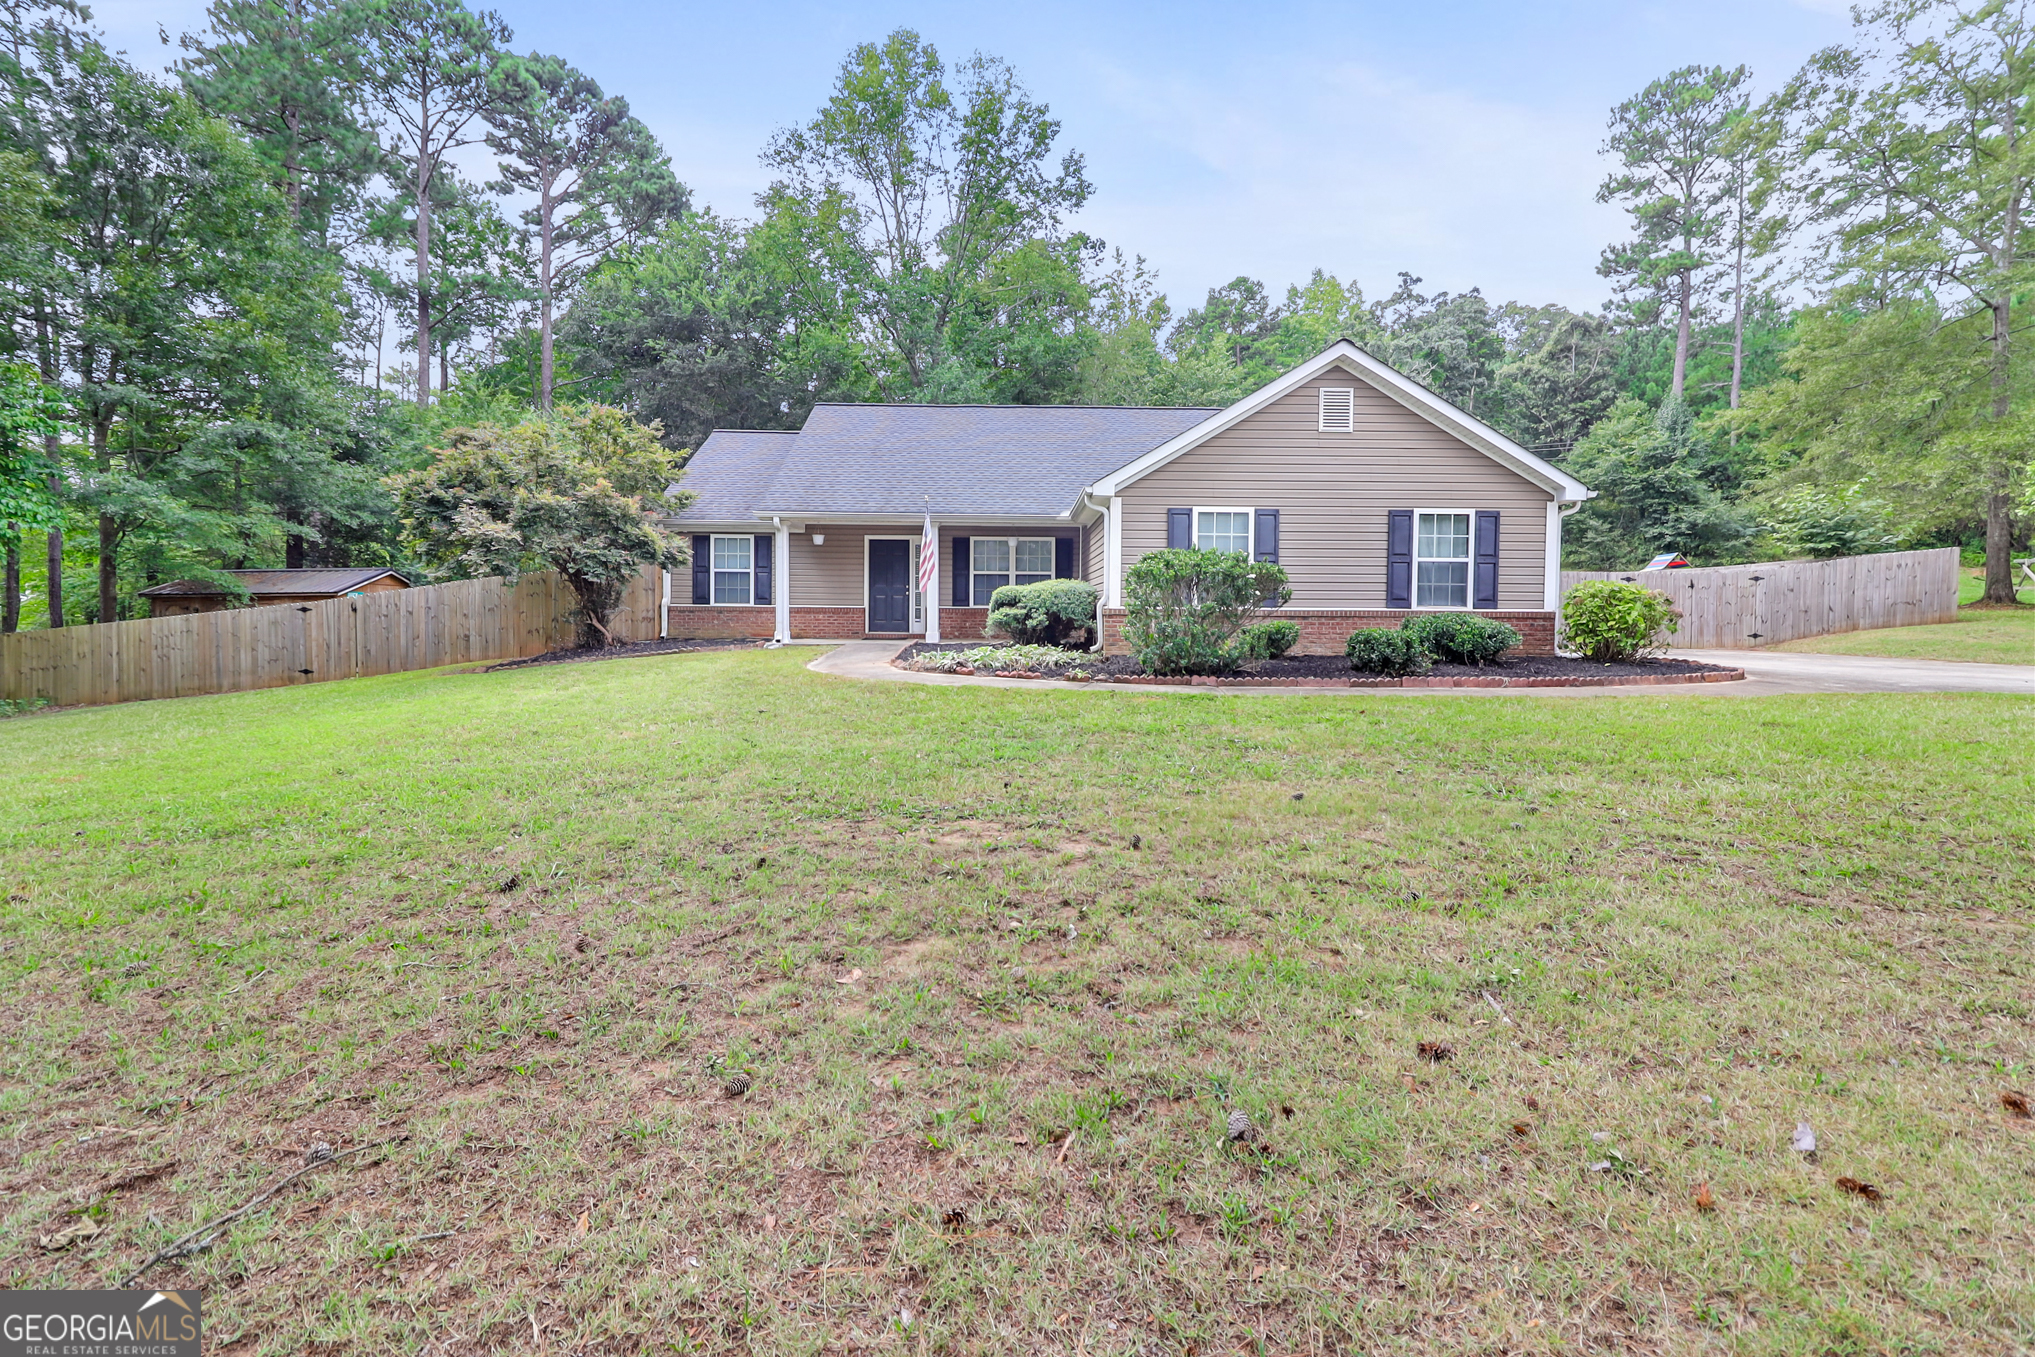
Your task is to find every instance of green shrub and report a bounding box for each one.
[986,578,1099,647]
[909,644,1086,674]
[1400,613,1521,666]
[1346,628,1430,676]
[1235,619,1301,660]
[1559,579,1679,661]
[1122,548,1291,675]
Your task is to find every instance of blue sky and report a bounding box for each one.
[97,0,1854,315]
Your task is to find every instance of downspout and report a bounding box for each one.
[1551,500,1582,652]
[1081,490,1110,652]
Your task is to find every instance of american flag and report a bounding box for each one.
[918,512,938,599]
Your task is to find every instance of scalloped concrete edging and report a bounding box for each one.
[927,665,1746,689]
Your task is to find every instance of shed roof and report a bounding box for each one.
[668,404,1218,522]
[138,568,407,598]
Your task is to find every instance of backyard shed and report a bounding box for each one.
[139,567,410,618]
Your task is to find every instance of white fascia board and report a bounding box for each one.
[749,510,1077,527]
[1087,340,1595,503]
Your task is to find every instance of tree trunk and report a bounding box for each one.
[415,144,433,408]
[1729,209,1746,411]
[285,507,305,569]
[1984,295,2020,604]
[97,513,117,624]
[3,533,19,633]
[1982,488,2016,603]
[45,519,62,629]
[1671,269,1692,400]
[539,173,555,411]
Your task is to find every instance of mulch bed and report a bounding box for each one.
[484,638,764,672]
[894,642,1743,688]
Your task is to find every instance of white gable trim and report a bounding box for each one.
[1085,340,1593,503]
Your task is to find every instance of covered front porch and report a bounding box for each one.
[663,519,1096,643]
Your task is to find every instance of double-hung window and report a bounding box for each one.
[1414,512,1471,608]
[711,535,753,604]
[1195,509,1252,554]
[972,537,1054,605]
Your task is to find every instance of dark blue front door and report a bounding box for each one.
[868,539,911,632]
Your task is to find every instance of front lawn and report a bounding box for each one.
[2,650,2031,1355]
[1768,605,2034,665]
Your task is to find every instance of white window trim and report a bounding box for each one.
[968,535,1057,606]
[1318,386,1355,433]
[863,534,924,634]
[1191,506,1255,555]
[710,534,757,606]
[1412,508,1475,611]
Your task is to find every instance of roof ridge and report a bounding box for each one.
[805,402,1223,412]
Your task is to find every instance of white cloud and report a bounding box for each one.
[1069,53,1631,313]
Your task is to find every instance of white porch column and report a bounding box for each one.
[924,520,941,643]
[773,520,791,642]
[1105,496,1123,607]
[1544,500,1561,612]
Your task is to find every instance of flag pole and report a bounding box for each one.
[920,496,941,644]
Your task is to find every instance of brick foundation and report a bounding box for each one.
[666,605,996,642]
[1098,608,1557,657]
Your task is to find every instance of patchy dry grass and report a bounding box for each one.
[1,648,2031,1356]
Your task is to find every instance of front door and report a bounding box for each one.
[868,539,911,632]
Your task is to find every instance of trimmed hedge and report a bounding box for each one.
[986,578,1099,647]
[1346,628,1431,676]
[1235,619,1301,660]
[1400,613,1520,666]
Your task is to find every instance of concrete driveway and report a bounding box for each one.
[806,641,2034,698]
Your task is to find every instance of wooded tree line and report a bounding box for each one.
[2,0,2030,630]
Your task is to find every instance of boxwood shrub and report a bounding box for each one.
[986,578,1099,647]
[1346,628,1430,675]
[1235,619,1301,660]
[1400,613,1520,666]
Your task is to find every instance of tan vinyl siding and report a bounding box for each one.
[1081,521,1103,584]
[1118,374,1553,609]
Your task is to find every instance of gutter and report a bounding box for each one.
[1080,489,1110,652]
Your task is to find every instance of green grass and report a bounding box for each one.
[2,649,2032,1355]
[1769,607,2035,665]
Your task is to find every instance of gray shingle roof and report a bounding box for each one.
[668,404,1218,522]
[137,568,406,597]
[664,429,798,522]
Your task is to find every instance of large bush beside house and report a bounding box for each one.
[986,578,1098,647]
[1346,628,1431,676]
[1560,579,1679,661]
[1401,613,1520,666]
[1121,547,1292,675]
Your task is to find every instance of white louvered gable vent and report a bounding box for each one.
[1318,386,1355,433]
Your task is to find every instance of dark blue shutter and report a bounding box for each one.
[691,535,709,605]
[1473,511,1499,609]
[1386,511,1413,609]
[753,534,773,606]
[1254,509,1279,563]
[1166,507,1191,549]
[1054,536,1074,578]
[951,536,969,606]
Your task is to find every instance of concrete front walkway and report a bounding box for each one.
[806,641,2034,698]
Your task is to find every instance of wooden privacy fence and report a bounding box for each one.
[1560,547,1960,649]
[1,565,661,709]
